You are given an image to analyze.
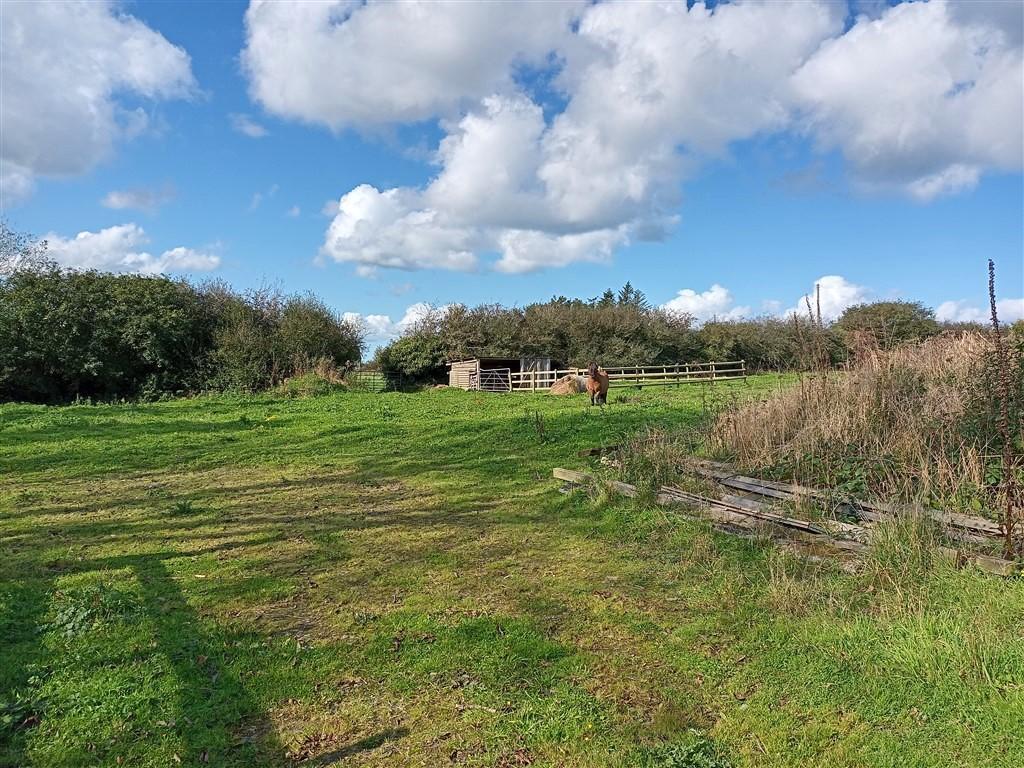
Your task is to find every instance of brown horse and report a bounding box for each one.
[586,362,609,406]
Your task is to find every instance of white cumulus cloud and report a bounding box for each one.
[495,228,626,274]
[662,284,751,323]
[243,0,1022,273]
[792,0,1023,200]
[242,0,582,129]
[43,224,219,274]
[1,0,195,202]
[936,298,1024,324]
[313,2,842,273]
[660,276,873,324]
[784,275,871,321]
[322,185,479,272]
[344,302,451,347]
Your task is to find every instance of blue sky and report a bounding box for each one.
[2,0,1022,348]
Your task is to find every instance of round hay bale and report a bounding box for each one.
[549,374,585,395]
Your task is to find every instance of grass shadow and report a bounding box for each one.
[0,577,54,765]
[305,728,409,765]
[130,554,286,765]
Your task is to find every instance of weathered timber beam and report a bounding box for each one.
[554,467,1017,576]
[683,460,1002,537]
[554,468,866,553]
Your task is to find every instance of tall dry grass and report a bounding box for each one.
[707,332,1023,523]
[289,354,349,384]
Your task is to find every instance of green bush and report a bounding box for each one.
[374,285,852,374]
[0,269,214,401]
[207,287,363,392]
[375,289,992,378]
[275,294,362,373]
[206,287,276,391]
[700,316,847,370]
[375,284,701,373]
[835,300,940,349]
[375,332,446,380]
[0,268,363,402]
[1,222,996,401]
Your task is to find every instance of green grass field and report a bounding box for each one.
[1,379,1021,767]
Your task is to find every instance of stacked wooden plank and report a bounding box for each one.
[552,463,1018,577]
[684,459,1001,541]
[552,467,869,554]
[676,459,1015,576]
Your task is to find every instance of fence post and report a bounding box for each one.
[711,361,717,382]
[741,359,746,381]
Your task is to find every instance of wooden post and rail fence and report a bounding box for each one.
[499,360,746,392]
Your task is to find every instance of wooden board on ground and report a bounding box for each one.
[682,459,1002,538]
[553,467,1018,577]
[553,467,867,556]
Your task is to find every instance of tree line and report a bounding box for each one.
[375,285,996,380]
[2,222,1008,401]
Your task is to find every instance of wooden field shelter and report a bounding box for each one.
[448,357,557,392]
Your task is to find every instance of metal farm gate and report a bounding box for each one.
[471,368,512,392]
[346,369,403,392]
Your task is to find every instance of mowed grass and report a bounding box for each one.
[1,378,1021,767]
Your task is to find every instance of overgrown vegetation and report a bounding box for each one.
[701,332,1023,530]
[833,300,940,349]
[0,226,362,402]
[374,284,701,380]
[4,223,1006,399]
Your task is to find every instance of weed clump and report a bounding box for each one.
[0,688,45,735]
[632,731,732,768]
[275,371,346,399]
[46,582,140,639]
[169,499,201,516]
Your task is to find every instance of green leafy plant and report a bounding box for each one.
[169,499,199,516]
[633,732,732,768]
[0,687,46,734]
[46,583,139,639]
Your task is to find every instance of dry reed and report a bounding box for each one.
[987,259,1022,558]
[706,333,1022,532]
[290,354,348,384]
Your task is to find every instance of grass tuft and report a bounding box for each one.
[631,731,732,768]
[168,499,200,516]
